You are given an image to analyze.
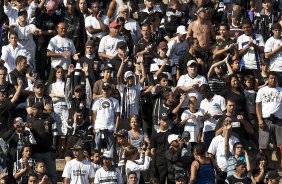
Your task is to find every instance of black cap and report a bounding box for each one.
[196,7,207,14]
[272,23,282,30]
[74,85,83,91]
[34,79,44,87]
[114,129,128,137]
[116,41,127,49]
[267,171,282,180]
[85,39,95,47]
[160,113,169,120]
[18,9,27,16]
[102,82,111,90]
[31,102,44,109]
[70,144,83,150]
[67,0,76,4]
[102,64,113,71]
[182,131,190,139]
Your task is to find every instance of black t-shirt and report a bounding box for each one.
[26,95,53,108]
[135,38,157,71]
[0,82,15,99]
[221,88,247,116]
[215,114,246,142]
[28,114,56,153]
[0,100,13,137]
[151,130,172,163]
[34,11,60,46]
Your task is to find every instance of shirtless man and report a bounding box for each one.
[187,7,216,51]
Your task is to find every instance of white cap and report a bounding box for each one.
[187,60,197,67]
[176,25,187,35]
[124,71,134,78]
[168,134,179,144]
[101,151,113,159]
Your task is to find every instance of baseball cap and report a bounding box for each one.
[102,82,112,90]
[101,151,113,159]
[182,131,190,139]
[34,79,44,87]
[116,41,127,49]
[31,102,44,109]
[160,113,169,120]
[272,23,282,30]
[109,22,120,28]
[176,25,187,35]
[71,144,83,150]
[102,64,113,71]
[168,134,179,144]
[67,0,76,4]
[114,129,128,137]
[85,39,95,47]
[124,71,134,79]
[158,41,168,50]
[267,171,282,181]
[18,9,27,16]
[74,85,83,91]
[187,60,197,67]
[196,7,207,14]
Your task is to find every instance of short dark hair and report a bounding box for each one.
[0,66,7,73]
[241,18,252,26]
[157,73,168,82]
[268,71,278,78]
[74,108,84,114]
[92,149,101,155]
[220,23,230,30]
[9,31,18,38]
[193,143,207,156]
[127,171,137,178]
[233,142,243,150]
[15,55,27,65]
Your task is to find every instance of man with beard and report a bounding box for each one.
[9,55,33,118]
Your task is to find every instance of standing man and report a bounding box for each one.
[265,23,282,86]
[98,22,125,61]
[47,22,79,72]
[256,71,282,168]
[237,19,264,74]
[63,0,86,54]
[62,144,95,184]
[177,60,207,108]
[28,102,59,184]
[187,7,216,52]
[92,82,120,157]
[85,2,108,40]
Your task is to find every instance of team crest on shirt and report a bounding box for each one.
[44,121,49,132]
[101,101,110,109]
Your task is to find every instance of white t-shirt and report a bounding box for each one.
[13,23,36,51]
[177,74,207,108]
[98,35,125,58]
[237,33,264,69]
[181,109,203,142]
[1,44,29,73]
[62,159,95,184]
[85,15,109,38]
[208,135,239,172]
[264,36,282,72]
[92,97,120,131]
[150,58,172,80]
[199,95,226,132]
[167,37,188,66]
[125,156,152,184]
[117,83,142,118]
[47,35,76,70]
[256,86,282,119]
[94,167,123,184]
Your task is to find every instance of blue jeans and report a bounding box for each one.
[32,152,57,184]
[94,130,115,157]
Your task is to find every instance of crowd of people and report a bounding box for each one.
[1,0,282,183]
